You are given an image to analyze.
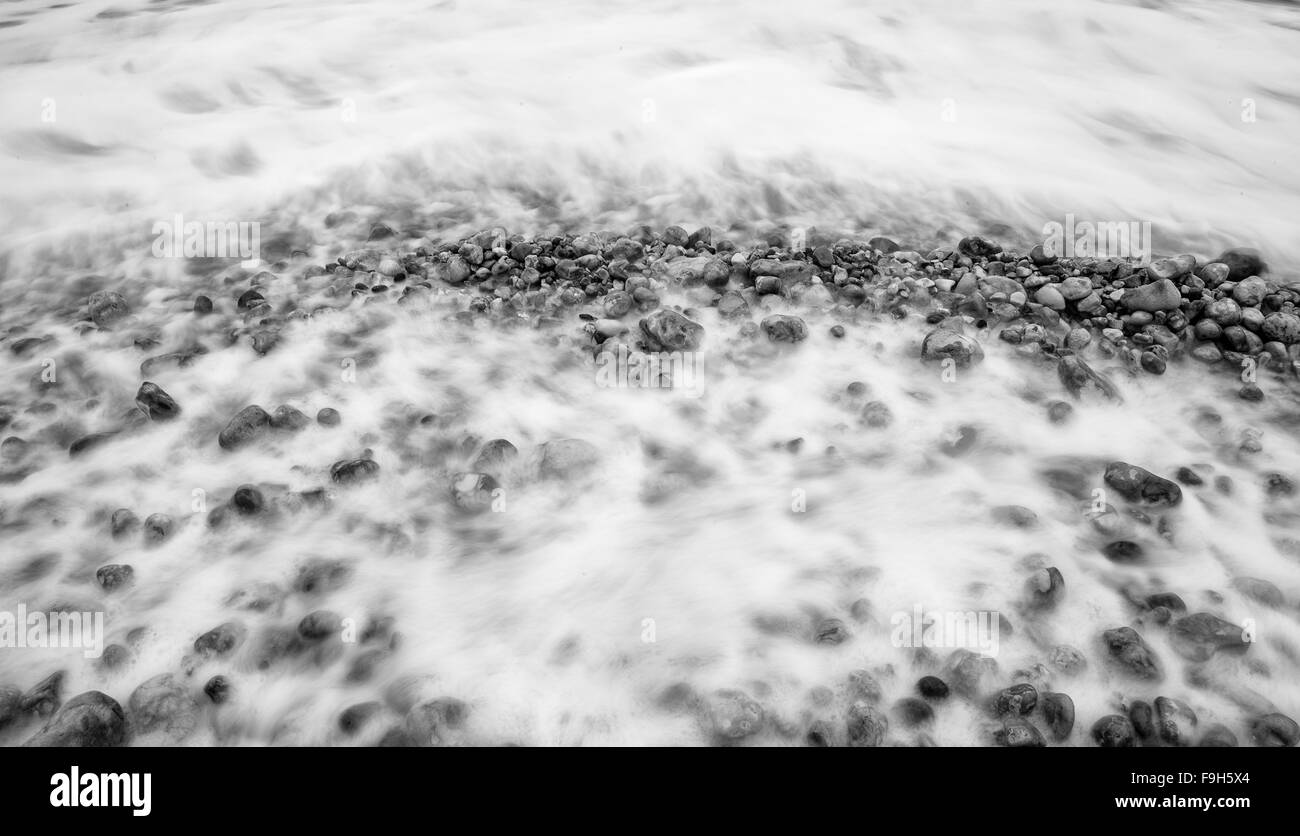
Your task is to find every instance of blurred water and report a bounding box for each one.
[0,0,1298,746]
[1,0,1299,274]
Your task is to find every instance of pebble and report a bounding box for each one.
[704,689,764,742]
[330,457,380,485]
[760,314,809,343]
[1041,692,1075,741]
[219,405,271,450]
[1092,715,1137,747]
[1154,696,1198,746]
[1169,612,1250,662]
[846,700,889,747]
[920,328,984,367]
[639,309,704,352]
[135,382,181,421]
[1249,713,1299,747]
[87,290,130,327]
[23,691,127,747]
[1102,626,1163,681]
[127,673,199,742]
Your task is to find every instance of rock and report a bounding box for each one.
[846,700,888,747]
[1046,400,1074,424]
[639,309,704,352]
[814,617,850,645]
[450,472,500,514]
[992,505,1037,528]
[339,702,382,736]
[1026,566,1066,610]
[995,718,1046,747]
[1092,715,1137,747]
[860,400,893,428]
[1140,351,1166,375]
[1261,312,1300,344]
[270,405,310,431]
[992,684,1038,717]
[298,610,343,641]
[1206,298,1242,326]
[135,382,180,421]
[760,315,809,343]
[1239,383,1264,402]
[1231,577,1284,608]
[1169,613,1250,662]
[127,673,199,741]
[330,458,380,485]
[536,439,600,479]
[1121,279,1181,312]
[1191,343,1222,364]
[96,564,134,591]
[917,676,949,700]
[920,328,984,367]
[1249,713,1299,747]
[194,295,213,315]
[1145,592,1187,613]
[705,289,746,319]
[1103,461,1182,507]
[87,291,130,327]
[1146,258,1186,282]
[1058,276,1093,301]
[204,676,231,705]
[1265,472,1296,497]
[316,407,341,427]
[471,438,518,476]
[0,686,21,729]
[231,485,263,515]
[1102,626,1163,681]
[704,690,764,741]
[1232,277,1268,307]
[1034,285,1066,310]
[22,691,127,747]
[69,432,118,458]
[1217,248,1267,282]
[247,626,305,670]
[294,558,352,595]
[194,622,247,657]
[1198,724,1238,747]
[939,424,978,456]
[1154,696,1197,746]
[1058,355,1121,402]
[19,671,63,718]
[143,513,174,543]
[218,405,271,450]
[236,288,266,311]
[945,649,998,698]
[405,697,470,746]
[1050,645,1088,676]
[957,236,1001,258]
[891,697,934,728]
[110,509,139,539]
[1041,692,1075,741]
[1101,541,1144,563]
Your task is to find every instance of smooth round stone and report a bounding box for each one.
[891,697,934,728]
[1250,713,1299,747]
[1092,715,1137,747]
[1206,298,1242,326]
[1041,692,1075,741]
[1198,723,1238,747]
[1059,276,1093,301]
[995,719,1045,747]
[917,676,949,700]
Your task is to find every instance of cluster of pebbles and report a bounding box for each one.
[2,223,1298,746]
